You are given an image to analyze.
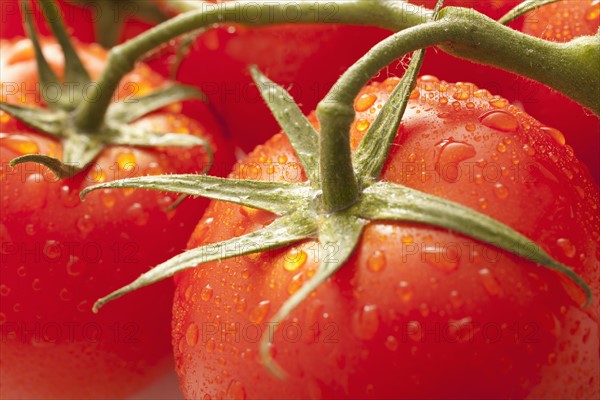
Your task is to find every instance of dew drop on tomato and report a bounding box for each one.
[478,268,503,296]
[396,281,413,303]
[225,380,246,400]
[31,278,41,291]
[205,337,216,353]
[556,238,577,258]
[351,304,380,340]
[493,183,509,200]
[248,300,270,324]
[449,290,464,309]
[0,284,10,297]
[422,245,460,272]
[283,248,307,272]
[479,110,520,132]
[367,249,386,273]
[66,255,81,277]
[127,203,149,226]
[59,288,71,302]
[586,1,600,21]
[384,335,399,352]
[59,185,80,208]
[540,126,566,146]
[355,118,370,132]
[76,214,94,236]
[354,93,377,112]
[287,272,303,295]
[186,323,199,347]
[99,189,117,208]
[434,139,476,182]
[200,284,213,302]
[1,135,39,155]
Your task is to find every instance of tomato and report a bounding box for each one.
[0,37,232,398]
[411,0,600,181]
[153,0,390,152]
[172,76,599,399]
[0,0,153,46]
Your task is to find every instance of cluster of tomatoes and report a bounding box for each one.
[1,0,598,399]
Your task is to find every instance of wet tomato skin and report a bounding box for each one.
[0,38,232,399]
[172,77,599,399]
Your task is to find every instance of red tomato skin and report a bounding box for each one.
[412,0,600,182]
[0,38,233,399]
[172,77,599,399]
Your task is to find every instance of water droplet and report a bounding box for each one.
[478,268,503,296]
[205,337,216,352]
[59,288,72,301]
[1,135,39,155]
[423,245,459,272]
[287,272,303,295]
[0,284,10,296]
[100,189,117,208]
[117,151,137,170]
[283,248,307,272]
[127,203,149,226]
[586,1,600,21]
[488,97,509,109]
[384,335,399,351]
[452,90,469,100]
[16,266,26,277]
[556,238,576,258]
[200,284,213,302]
[43,240,61,260]
[352,304,379,340]
[406,321,423,341]
[450,290,464,308]
[434,139,476,182]
[479,110,519,132]
[249,300,270,324]
[226,380,246,400]
[60,185,80,208]
[186,323,199,347]
[493,183,509,199]
[540,126,566,146]
[355,93,377,112]
[356,118,370,132]
[367,250,386,273]
[496,142,507,153]
[396,281,413,303]
[32,278,41,291]
[76,214,94,236]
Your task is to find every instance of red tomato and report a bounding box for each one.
[0,0,152,45]
[0,38,232,398]
[411,0,600,181]
[172,76,599,399]
[154,0,390,152]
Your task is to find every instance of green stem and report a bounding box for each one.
[73,0,428,132]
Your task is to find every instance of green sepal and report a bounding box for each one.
[250,66,320,186]
[38,0,91,87]
[354,182,592,307]
[106,85,206,124]
[0,102,65,137]
[9,154,80,179]
[260,212,365,379]
[353,48,424,185]
[93,210,318,312]
[21,0,62,110]
[81,174,313,215]
[498,0,562,25]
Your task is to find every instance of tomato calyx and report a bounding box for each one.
[1,0,212,179]
[83,56,592,380]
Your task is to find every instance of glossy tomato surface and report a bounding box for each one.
[0,38,232,399]
[172,76,599,399]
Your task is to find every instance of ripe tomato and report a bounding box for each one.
[154,0,390,152]
[0,37,232,398]
[0,0,153,46]
[412,0,600,181]
[172,76,599,399]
